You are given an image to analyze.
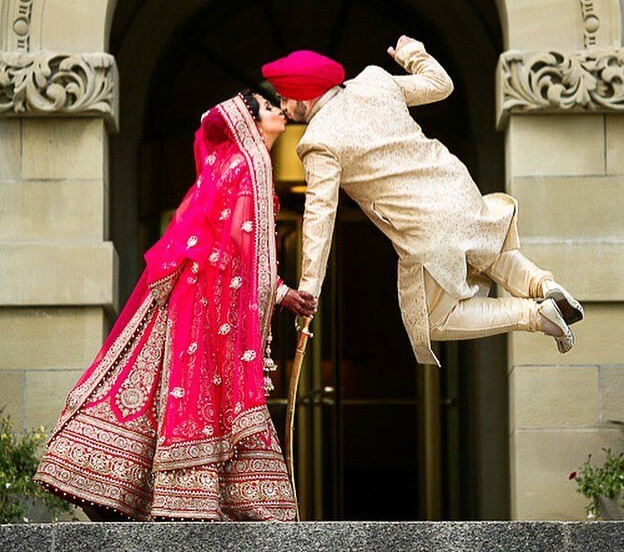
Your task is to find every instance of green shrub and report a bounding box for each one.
[570,448,624,518]
[0,412,73,523]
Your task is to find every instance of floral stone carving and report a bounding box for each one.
[497,49,624,128]
[0,51,118,130]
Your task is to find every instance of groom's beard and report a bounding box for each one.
[292,101,308,122]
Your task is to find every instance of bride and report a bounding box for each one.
[34,91,316,521]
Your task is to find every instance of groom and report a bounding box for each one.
[262,36,584,367]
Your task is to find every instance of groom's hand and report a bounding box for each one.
[282,289,317,317]
[387,35,423,59]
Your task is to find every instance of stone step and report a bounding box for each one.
[1,521,623,552]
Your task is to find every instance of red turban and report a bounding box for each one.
[262,50,345,101]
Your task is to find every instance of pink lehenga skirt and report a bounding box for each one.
[34,276,296,522]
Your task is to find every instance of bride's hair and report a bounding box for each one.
[239,89,260,122]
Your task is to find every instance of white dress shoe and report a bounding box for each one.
[539,298,575,354]
[542,280,584,326]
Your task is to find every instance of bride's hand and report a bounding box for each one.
[387,35,423,59]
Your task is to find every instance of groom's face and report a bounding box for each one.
[279,97,310,123]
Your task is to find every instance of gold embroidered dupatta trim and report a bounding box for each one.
[219,96,277,348]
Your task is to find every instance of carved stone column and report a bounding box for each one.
[497,40,624,519]
[0,49,118,434]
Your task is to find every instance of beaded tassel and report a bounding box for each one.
[263,332,277,395]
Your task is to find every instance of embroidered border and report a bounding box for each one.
[35,408,295,521]
[50,295,158,440]
[152,405,270,471]
[148,265,184,306]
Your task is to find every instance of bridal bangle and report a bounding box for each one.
[276,282,290,304]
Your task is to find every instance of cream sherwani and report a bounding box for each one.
[297,42,519,367]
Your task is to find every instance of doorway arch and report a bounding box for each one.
[108,0,507,520]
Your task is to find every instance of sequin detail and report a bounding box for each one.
[218,324,231,335]
[170,387,184,399]
[240,350,256,362]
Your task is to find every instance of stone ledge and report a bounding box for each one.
[1,521,623,552]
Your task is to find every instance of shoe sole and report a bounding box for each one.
[555,332,574,354]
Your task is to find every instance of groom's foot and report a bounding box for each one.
[539,298,574,353]
[540,315,564,337]
[542,280,584,326]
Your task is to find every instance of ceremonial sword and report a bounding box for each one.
[284,316,313,522]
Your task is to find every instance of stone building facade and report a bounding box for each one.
[0,0,623,520]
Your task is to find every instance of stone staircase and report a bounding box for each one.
[1,521,623,551]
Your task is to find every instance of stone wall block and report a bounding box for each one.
[521,243,624,301]
[25,369,83,430]
[510,176,624,239]
[0,242,118,308]
[504,0,621,50]
[591,0,624,47]
[510,366,598,430]
[0,181,105,241]
[0,371,24,427]
[39,0,111,52]
[0,307,106,371]
[504,0,582,50]
[22,119,106,181]
[606,115,624,175]
[511,428,624,519]
[508,116,604,177]
[511,304,624,367]
[599,365,624,423]
[0,119,21,180]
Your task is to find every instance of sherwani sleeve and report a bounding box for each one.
[392,41,454,106]
[297,144,342,298]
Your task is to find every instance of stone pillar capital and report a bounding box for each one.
[0,51,118,131]
[497,48,624,129]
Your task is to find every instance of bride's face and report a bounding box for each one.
[255,94,287,136]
